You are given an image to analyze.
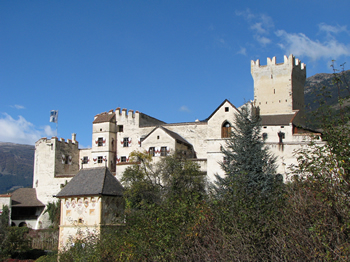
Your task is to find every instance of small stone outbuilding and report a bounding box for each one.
[55,167,124,250]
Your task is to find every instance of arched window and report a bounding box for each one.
[222,121,232,138]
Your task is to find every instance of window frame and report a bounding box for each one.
[123,137,129,147]
[160,147,167,157]
[149,147,155,156]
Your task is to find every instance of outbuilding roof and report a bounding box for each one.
[11,188,44,207]
[56,167,124,198]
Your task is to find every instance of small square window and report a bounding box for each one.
[98,156,103,163]
[123,137,129,147]
[121,156,127,162]
[225,107,229,112]
[118,125,124,132]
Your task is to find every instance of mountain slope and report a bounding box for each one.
[304,69,350,129]
[0,142,34,193]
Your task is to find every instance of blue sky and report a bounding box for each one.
[1,1,349,147]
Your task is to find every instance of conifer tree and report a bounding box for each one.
[214,104,280,199]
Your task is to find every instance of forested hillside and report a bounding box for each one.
[304,69,350,129]
[0,142,34,193]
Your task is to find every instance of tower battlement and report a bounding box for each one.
[251,54,306,71]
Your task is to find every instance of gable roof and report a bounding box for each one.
[56,167,124,198]
[93,112,116,124]
[203,99,239,122]
[142,126,192,147]
[11,188,44,207]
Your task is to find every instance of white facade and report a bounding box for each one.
[31,54,324,229]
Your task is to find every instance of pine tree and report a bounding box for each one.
[214,104,280,198]
[213,104,284,260]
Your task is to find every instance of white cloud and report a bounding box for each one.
[237,47,247,55]
[251,22,267,35]
[236,9,274,47]
[276,30,350,60]
[11,104,25,110]
[256,35,271,45]
[235,9,255,21]
[0,113,56,145]
[179,106,190,112]
[319,23,348,36]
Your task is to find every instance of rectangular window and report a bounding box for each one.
[223,157,228,164]
[121,156,127,163]
[160,147,167,156]
[82,156,89,164]
[149,147,155,156]
[118,125,124,132]
[98,156,103,163]
[98,137,104,146]
[123,137,129,147]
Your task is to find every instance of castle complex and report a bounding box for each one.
[13,54,323,230]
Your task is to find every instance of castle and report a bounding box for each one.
[11,54,324,229]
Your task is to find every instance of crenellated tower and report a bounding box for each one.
[251,54,306,125]
[32,134,79,228]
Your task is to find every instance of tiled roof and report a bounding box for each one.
[11,188,44,207]
[261,114,296,126]
[56,167,124,197]
[93,112,116,124]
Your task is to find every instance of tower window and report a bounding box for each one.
[123,137,129,147]
[98,137,104,146]
[98,156,103,163]
[225,107,229,112]
[118,125,124,132]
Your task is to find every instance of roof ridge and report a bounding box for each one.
[100,167,107,194]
